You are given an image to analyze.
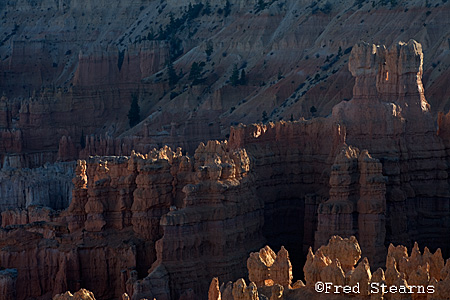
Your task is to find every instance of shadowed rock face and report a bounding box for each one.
[2,1,450,166]
[59,235,450,299]
[1,40,450,300]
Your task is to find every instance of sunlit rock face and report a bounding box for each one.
[208,235,450,300]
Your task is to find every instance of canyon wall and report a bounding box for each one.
[2,0,450,167]
[1,40,450,300]
[0,161,74,212]
[57,235,450,299]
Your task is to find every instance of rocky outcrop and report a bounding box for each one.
[247,245,292,288]
[0,269,17,300]
[53,289,95,300]
[0,161,74,212]
[3,39,450,300]
[53,235,450,299]
[330,40,450,255]
[315,147,387,267]
[210,236,450,300]
[73,42,169,87]
[129,141,264,300]
[0,140,262,300]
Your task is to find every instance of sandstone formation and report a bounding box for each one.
[127,141,264,300]
[0,269,17,300]
[2,0,450,167]
[2,39,450,300]
[0,142,263,300]
[209,236,450,300]
[0,161,74,211]
[53,289,96,300]
[2,5,450,281]
[247,245,293,288]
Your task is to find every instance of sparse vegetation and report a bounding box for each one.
[224,0,232,17]
[239,69,247,85]
[167,60,179,86]
[205,40,214,59]
[117,50,125,71]
[255,0,268,12]
[230,64,240,86]
[277,69,283,80]
[262,110,268,123]
[229,65,248,86]
[321,1,332,14]
[202,1,212,16]
[189,61,205,85]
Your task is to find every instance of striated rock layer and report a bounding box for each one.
[2,40,450,300]
[55,236,450,299]
[3,0,450,168]
[0,161,74,212]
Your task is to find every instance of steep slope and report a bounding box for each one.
[2,0,450,165]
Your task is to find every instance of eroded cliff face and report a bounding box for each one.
[61,235,450,299]
[2,0,450,167]
[3,0,450,219]
[0,141,264,300]
[1,40,450,300]
[0,161,74,211]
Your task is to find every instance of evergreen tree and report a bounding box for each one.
[262,110,268,123]
[189,62,204,85]
[147,28,155,40]
[202,1,211,15]
[167,60,178,86]
[239,69,246,85]
[224,0,232,17]
[128,95,141,128]
[255,0,266,11]
[230,64,239,86]
[277,69,283,80]
[189,62,200,80]
[205,40,214,59]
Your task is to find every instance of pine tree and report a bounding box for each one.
[230,64,239,86]
[224,0,231,17]
[167,60,178,86]
[189,62,204,85]
[202,1,211,15]
[262,110,268,123]
[128,95,141,128]
[277,69,283,80]
[148,28,154,40]
[205,40,214,59]
[239,69,246,85]
[255,0,266,11]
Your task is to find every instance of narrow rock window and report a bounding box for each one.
[385,71,389,81]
